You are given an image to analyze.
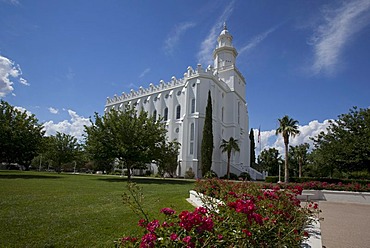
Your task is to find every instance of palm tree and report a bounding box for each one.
[290,143,309,178]
[220,137,240,180]
[276,115,300,182]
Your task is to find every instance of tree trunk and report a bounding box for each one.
[284,143,289,183]
[299,160,302,178]
[127,164,132,181]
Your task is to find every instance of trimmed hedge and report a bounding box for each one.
[265,176,370,185]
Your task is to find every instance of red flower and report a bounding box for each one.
[160,207,176,216]
[170,233,178,241]
[138,219,147,227]
[146,219,160,233]
[140,233,156,248]
[242,229,252,237]
[183,236,192,243]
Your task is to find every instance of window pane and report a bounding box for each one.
[176,105,181,119]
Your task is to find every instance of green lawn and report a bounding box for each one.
[0,171,195,247]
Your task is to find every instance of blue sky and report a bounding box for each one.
[1,0,370,155]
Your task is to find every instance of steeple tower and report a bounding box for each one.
[213,22,238,70]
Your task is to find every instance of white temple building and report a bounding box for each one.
[105,24,263,180]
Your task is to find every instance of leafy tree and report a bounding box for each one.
[249,128,256,168]
[257,148,283,177]
[0,100,44,168]
[311,107,370,176]
[220,137,240,180]
[85,107,167,180]
[156,140,180,177]
[276,115,300,182]
[201,90,214,177]
[289,143,309,178]
[45,132,80,172]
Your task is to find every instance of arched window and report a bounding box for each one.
[153,110,157,121]
[191,98,196,113]
[176,105,181,119]
[163,107,168,121]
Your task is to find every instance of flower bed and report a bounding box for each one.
[118,179,319,247]
[265,181,370,192]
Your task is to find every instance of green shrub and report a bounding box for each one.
[203,170,218,179]
[220,173,238,180]
[348,171,370,180]
[265,176,370,186]
[184,168,195,179]
[265,176,279,183]
[239,172,251,181]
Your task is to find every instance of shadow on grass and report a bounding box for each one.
[0,173,62,180]
[98,177,195,185]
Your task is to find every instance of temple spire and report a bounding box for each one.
[223,22,227,31]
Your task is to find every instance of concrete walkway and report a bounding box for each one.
[319,201,370,248]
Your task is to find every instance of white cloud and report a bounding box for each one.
[239,24,281,55]
[14,106,32,116]
[0,55,28,97]
[164,22,196,55]
[1,0,20,6]
[139,68,151,78]
[48,107,59,114]
[254,120,331,157]
[197,0,235,66]
[310,0,370,75]
[43,110,91,141]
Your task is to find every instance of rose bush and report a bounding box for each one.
[118,179,318,247]
[261,181,370,192]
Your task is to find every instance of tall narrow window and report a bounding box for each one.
[237,102,240,124]
[163,107,168,121]
[176,105,181,119]
[222,107,224,122]
[191,98,196,113]
[153,110,157,122]
[190,123,194,141]
[190,123,194,155]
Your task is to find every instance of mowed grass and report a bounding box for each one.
[0,171,195,247]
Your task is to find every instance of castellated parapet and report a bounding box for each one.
[105,64,221,106]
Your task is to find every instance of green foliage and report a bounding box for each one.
[201,90,214,177]
[289,143,310,178]
[265,176,370,187]
[311,107,370,176]
[221,172,238,180]
[276,115,300,182]
[0,100,44,167]
[85,107,167,180]
[184,168,195,179]
[257,148,283,176]
[249,128,256,167]
[203,170,218,179]
[45,132,80,172]
[220,137,240,180]
[156,140,180,177]
[239,172,251,181]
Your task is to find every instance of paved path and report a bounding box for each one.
[319,201,370,248]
